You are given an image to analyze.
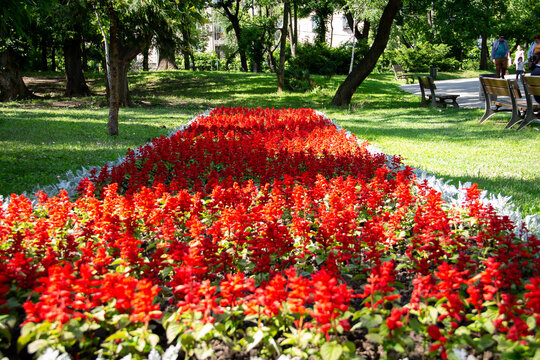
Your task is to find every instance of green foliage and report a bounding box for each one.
[191,52,223,71]
[284,68,315,92]
[383,42,460,72]
[288,42,366,76]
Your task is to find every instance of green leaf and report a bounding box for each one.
[342,341,356,355]
[361,314,383,329]
[6,297,21,308]
[454,326,471,337]
[27,339,49,354]
[409,317,422,332]
[320,342,343,360]
[269,336,281,354]
[428,306,438,323]
[298,331,314,348]
[246,329,264,352]
[136,336,147,352]
[148,333,160,348]
[365,333,383,344]
[0,321,11,347]
[166,322,182,343]
[477,335,495,351]
[482,318,495,334]
[196,323,214,340]
[392,342,406,353]
[527,316,536,331]
[105,330,128,343]
[18,322,38,351]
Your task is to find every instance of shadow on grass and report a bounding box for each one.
[0,109,188,196]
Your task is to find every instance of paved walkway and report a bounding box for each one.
[400,77,484,109]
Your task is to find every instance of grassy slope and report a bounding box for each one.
[0,70,538,216]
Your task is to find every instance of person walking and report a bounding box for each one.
[514,45,525,66]
[516,57,525,80]
[491,34,509,78]
[527,34,540,60]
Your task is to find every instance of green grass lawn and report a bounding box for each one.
[1,69,539,216]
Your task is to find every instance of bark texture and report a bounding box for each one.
[218,0,248,72]
[0,47,34,101]
[480,34,489,70]
[64,29,91,97]
[104,2,152,135]
[331,0,401,106]
[156,31,178,70]
[277,1,290,92]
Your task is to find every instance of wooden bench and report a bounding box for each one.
[517,75,540,130]
[479,76,527,128]
[392,65,414,84]
[418,76,460,108]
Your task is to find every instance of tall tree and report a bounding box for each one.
[61,0,92,97]
[215,0,249,71]
[156,27,178,70]
[430,0,507,70]
[93,0,154,135]
[92,0,205,135]
[331,0,401,106]
[309,0,335,44]
[277,1,290,91]
[0,0,37,101]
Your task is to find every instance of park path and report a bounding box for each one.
[399,77,484,109]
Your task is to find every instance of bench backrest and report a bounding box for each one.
[392,65,405,73]
[418,76,436,90]
[480,77,521,98]
[522,75,540,96]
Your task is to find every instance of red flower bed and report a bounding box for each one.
[0,107,538,360]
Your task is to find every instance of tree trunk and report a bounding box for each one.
[277,1,290,92]
[0,47,34,101]
[219,0,248,72]
[51,43,56,72]
[40,35,48,71]
[107,4,121,136]
[180,27,194,70]
[157,35,178,70]
[331,0,401,106]
[183,50,190,70]
[63,30,91,97]
[142,47,149,71]
[313,5,331,45]
[117,59,132,107]
[289,2,297,57]
[268,52,276,73]
[344,11,370,41]
[480,33,489,70]
[82,36,88,72]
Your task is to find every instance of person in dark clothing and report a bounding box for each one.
[529,54,540,103]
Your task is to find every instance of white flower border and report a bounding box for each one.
[4,108,538,240]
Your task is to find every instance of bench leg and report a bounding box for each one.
[516,108,538,130]
[451,99,459,108]
[505,108,523,129]
[479,98,495,123]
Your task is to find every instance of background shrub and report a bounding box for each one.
[287,42,367,76]
[383,42,460,72]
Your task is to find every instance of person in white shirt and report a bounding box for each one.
[514,45,525,66]
[516,57,525,80]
